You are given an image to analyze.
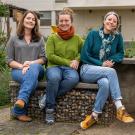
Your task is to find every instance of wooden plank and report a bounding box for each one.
[122,58,135,64]
[9,81,98,89]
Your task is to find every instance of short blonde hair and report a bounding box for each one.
[58,8,74,22]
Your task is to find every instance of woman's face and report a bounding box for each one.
[58,14,72,31]
[23,13,36,30]
[103,14,118,33]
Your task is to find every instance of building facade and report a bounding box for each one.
[2,0,135,41]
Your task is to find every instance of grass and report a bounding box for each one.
[0,67,11,106]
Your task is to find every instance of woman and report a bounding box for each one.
[80,11,134,129]
[6,11,46,122]
[43,8,83,124]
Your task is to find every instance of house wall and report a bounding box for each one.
[1,0,55,11]
[2,0,135,41]
[67,0,135,8]
[73,9,135,41]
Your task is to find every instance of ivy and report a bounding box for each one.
[0,2,9,70]
[0,2,9,17]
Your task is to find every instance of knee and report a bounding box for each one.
[47,74,61,82]
[28,64,42,77]
[98,78,109,90]
[68,74,79,84]
[30,63,41,70]
[106,68,116,75]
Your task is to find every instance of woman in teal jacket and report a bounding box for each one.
[40,8,83,124]
[80,11,134,129]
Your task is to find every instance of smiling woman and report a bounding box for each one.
[39,8,83,124]
[103,11,120,34]
[6,10,46,122]
[80,11,134,129]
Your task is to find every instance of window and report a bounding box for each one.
[55,0,67,3]
[40,11,51,26]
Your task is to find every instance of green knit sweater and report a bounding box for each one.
[46,33,83,68]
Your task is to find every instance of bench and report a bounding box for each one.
[9,81,115,125]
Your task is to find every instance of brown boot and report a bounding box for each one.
[15,115,32,122]
[15,99,25,108]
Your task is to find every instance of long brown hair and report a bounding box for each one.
[17,10,41,41]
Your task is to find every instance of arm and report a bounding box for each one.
[46,35,70,66]
[6,36,23,69]
[74,37,84,62]
[108,34,124,63]
[81,31,103,66]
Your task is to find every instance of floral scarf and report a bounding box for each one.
[57,26,75,40]
[99,28,118,61]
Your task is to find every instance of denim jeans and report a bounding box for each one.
[11,63,45,116]
[80,64,122,113]
[46,66,79,109]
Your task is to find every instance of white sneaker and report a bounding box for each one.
[38,94,46,110]
[45,108,55,124]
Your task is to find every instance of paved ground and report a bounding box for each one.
[0,107,135,135]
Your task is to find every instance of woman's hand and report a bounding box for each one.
[22,61,32,74]
[23,61,32,67]
[102,60,115,67]
[70,60,79,70]
[22,65,29,74]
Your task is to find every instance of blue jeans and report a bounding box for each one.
[80,64,122,113]
[11,63,45,116]
[46,66,79,109]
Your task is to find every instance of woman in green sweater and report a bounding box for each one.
[80,11,134,129]
[43,8,83,124]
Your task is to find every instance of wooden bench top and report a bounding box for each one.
[9,81,98,89]
[122,58,135,64]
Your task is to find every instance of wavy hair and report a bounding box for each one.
[17,10,41,41]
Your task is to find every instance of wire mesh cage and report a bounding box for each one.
[9,81,116,125]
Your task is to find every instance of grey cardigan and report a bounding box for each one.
[6,35,46,65]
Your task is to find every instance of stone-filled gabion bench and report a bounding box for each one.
[9,81,116,125]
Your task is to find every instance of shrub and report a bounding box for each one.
[125,41,135,58]
[0,68,11,106]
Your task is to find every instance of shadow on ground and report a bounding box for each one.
[0,108,135,135]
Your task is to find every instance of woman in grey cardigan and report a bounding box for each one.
[6,10,46,122]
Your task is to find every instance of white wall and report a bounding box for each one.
[67,0,135,8]
[2,0,135,41]
[2,0,54,11]
[73,9,135,41]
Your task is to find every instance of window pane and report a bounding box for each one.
[40,19,51,26]
[40,11,51,26]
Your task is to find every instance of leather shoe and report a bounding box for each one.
[12,115,32,122]
[15,99,25,108]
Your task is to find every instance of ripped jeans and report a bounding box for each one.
[80,64,122,113]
